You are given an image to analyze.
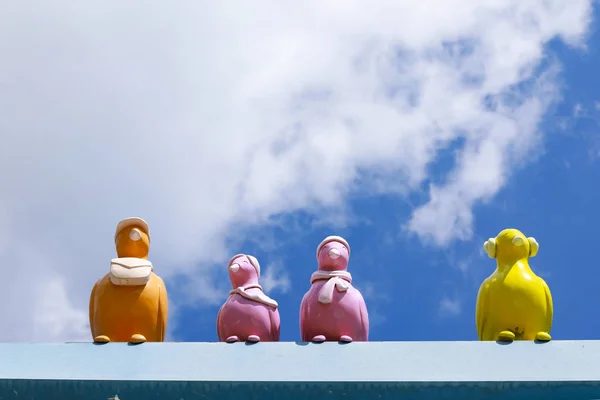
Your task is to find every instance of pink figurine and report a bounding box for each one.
[217,254,280,342]
[300,236,369,343]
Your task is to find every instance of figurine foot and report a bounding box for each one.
[339,335,353,343]
[247,335,260,342]
[225,335,239,343]
[535,332,552,342]
[129,334,146,344]
[497,331,515,342]
[94,335,110,343]
[312,335,326,343]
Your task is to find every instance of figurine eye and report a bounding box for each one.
[230,263,240,273]
[129,229,142,241]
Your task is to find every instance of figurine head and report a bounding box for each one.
[115,217,151,259]
[228,254,260,288]
[316,236,350,271]
[483,228,538,264]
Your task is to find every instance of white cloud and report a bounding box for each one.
[179,272,226,307]
[0,0,593,340]
[438,296,462,317]
[33,277,90,342]
[260,263,292,294]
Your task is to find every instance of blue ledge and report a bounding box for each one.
[1,341,600,399]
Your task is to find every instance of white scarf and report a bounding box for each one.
[109,257,153,286]
[310,270,353,304]
[229,284,278,308]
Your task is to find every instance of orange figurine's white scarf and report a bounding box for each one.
[229,284,278,308]
[109,257,154,286]
[310,270,353,304]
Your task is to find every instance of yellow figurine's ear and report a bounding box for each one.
[528,237,539,257]
[483,238,496,258]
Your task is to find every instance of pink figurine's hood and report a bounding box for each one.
[316,236,350,258]
[228,253,261,288]
[316,236,350,271]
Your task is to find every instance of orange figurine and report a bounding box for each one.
[89,217,169,343]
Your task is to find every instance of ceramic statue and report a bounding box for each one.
[476,228,553,342]
[300,236,369,342]
[89,217,169,343]
[217,254,280,342]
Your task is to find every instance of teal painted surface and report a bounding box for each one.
[1,380,600,400]
[0,341,599,399]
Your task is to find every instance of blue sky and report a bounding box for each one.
[0,2,598,342]
[170,6,600,343]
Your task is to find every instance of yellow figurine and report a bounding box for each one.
[476,228,553,342]
[89,217,169,343]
